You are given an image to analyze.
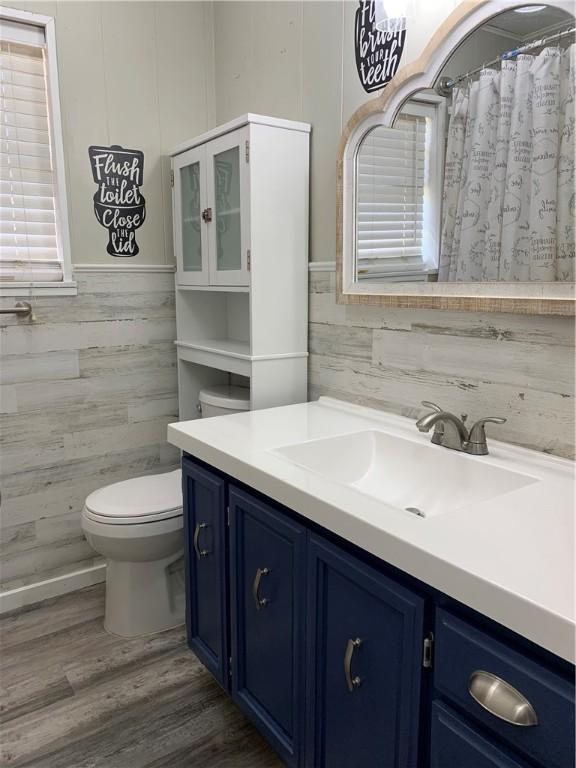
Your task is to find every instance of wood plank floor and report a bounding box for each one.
[0,585,284,768]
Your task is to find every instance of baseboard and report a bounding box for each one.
[0,563,107,615]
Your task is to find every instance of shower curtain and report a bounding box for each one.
[439,44,575,282]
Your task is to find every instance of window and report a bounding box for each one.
[0,9,73,294]
[354,97,444,283]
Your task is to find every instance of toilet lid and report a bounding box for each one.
[85,470,182,521]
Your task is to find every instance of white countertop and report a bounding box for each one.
[168,397,575,664]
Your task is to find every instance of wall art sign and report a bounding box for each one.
[89,145,146,257]
[354,0,407,94]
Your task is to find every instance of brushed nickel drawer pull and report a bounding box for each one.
[252,567,270,610]
[468,671,538,726]
[344,637,362,692]
[193,522,210,559]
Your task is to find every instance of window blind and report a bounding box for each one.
[356,115,428,280]
[0,28,62,283]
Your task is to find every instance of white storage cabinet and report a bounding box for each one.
[170,114,310,416]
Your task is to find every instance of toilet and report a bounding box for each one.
[82,385,250,638]
[81,470,184,638]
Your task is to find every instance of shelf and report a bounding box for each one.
[177,338,250,358]
[177,283,249,293]
[176,339,251,376]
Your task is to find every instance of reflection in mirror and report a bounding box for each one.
[354,4,575,284]
[356,96,444,282]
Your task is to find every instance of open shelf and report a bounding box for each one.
[176,338,250,358]
[176,289,251,375]
[176,339,251,376]
[177,283,249,293]
[177,358,250,420]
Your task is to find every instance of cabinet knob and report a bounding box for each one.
[201,207,212,223]
[468,670,538,727]
[344,637,362,692]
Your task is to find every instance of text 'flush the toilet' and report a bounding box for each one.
[89,144,146,257]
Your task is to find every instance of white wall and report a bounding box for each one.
[213,0,464,264]
[6,0,215,265]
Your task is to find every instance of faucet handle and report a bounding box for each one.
[421,401,443,413]
[468,416,507,446]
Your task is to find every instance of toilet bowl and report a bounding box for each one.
[81,469,184,638]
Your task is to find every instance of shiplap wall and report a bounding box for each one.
[310,270,575,458]
[5,0,215,266]
[0,270,179,593]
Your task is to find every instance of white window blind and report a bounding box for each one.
[0,22,62,283]
[356,114,428,280]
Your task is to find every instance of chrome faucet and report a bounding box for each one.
[416,401,506,456]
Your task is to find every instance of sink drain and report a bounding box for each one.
[405,506,425,518]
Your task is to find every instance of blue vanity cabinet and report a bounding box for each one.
[228,487,307,768]
[182,458,229,687]
[306,535,425,768]
[430,702,530,768]
[181,456,575,768]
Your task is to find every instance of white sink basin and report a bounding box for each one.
[273,430,537,517]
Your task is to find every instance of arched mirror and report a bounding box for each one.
[339,0,575,314]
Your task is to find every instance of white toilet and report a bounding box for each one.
[81,469,184,638]
[81,385,250,638]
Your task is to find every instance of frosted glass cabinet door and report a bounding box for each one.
[206,127,250,286]
[173,146,209,285]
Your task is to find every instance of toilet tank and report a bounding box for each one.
[199,385,250,418]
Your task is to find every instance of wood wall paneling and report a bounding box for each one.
[0,272,179,593]
[309,270,575,459]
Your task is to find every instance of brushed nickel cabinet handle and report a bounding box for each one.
[193,522,210,559]
[252,567,270,610]
[469,671,538,726]
[344,638,362,692]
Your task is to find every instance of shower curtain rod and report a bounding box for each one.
[442,24,575,91]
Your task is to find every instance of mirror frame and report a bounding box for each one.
[337,0,575,315]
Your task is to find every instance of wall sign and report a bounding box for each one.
[89,145,146,257]
[354,0,407,94]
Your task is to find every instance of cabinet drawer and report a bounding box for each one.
[431,701,530,768]
[434,609,575,768]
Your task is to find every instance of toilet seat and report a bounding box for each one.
[84,469,182,526]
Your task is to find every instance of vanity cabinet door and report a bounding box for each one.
[182,458,229,687]
[306,535,425,768]
[229,487,306,768]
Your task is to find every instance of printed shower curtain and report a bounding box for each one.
[439,44,575,282]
